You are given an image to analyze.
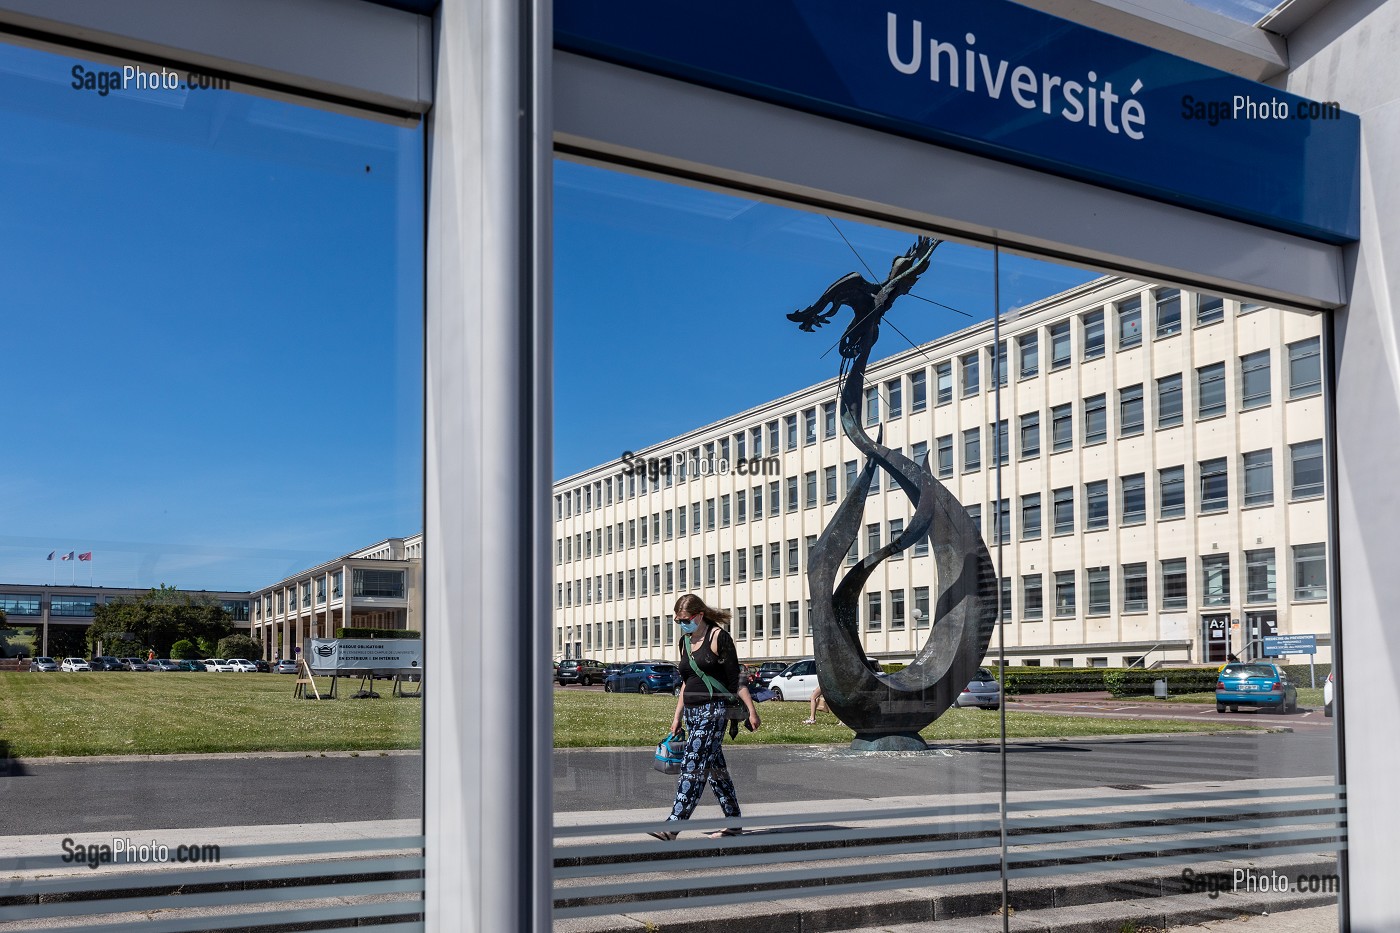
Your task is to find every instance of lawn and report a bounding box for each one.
[0,674,1262,759]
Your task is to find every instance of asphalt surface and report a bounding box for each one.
[0,729,1335,836]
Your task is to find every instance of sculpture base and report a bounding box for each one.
[850,732,929,752]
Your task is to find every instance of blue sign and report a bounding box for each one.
[556,0,1360,243]
[1263,634,1317,656]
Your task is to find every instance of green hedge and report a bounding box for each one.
[1000,668,1106,695]
[334,628,421,639]
[1104,668,1220,697]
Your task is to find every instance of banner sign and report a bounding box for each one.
[306,638,422,673]
[1262,634,1317,656]
[556,0,1360,243]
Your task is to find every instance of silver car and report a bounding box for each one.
[954,668,1002,710]
[28,656,59,672]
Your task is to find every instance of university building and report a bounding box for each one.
[551,276,1330,669]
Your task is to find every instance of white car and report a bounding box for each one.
[60,657,91,672]
[201,658,236,672]
[768,658,819,702]
[227,658,257,673]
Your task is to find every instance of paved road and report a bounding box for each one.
[0,730,1334,836]
[1006,694,1336,732]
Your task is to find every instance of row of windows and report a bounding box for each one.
[554,294,1299,518]
[553,333,1322,522]
[556,543,1325,648]
[555,438,1324,565]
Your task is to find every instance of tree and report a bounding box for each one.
[216,634,264,661]
[169,639,199,660]
[89,585,233,658]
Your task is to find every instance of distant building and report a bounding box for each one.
[550,277,1330,668]
[248,535,423,660]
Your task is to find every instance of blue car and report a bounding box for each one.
[604,661,681,695]
[1216,662,1298,714]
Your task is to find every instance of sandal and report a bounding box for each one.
[801,718,816,724]
[705,827,744,839]
[647,830,679,842]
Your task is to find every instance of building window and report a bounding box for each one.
[994,499,1010,544]
[962,427,981,472]
[1119,384,1144,437]
[1051,404,1073,452]
[1243,449,1273,507]
[1293,544,1327,600]
[804,470,817,509]
[1023,574,1043,620]
[1054,571,1076,617]
[961,352,980,396]
[1245,549,1276,604]
[799,407,815,446]
[1157,374,1184,428]
[1288,338,1321,399]
[788,601,801,637]
[866,591,882,631]
[993,419,1009,465]
[1290,439,1324,499]
[843,460,858,495]
[999,577,1012,621]
[1240,350,1271,410]
[1053,487,1074,535]
[823,400,837,439]
[784,413,798,449]
[1160,466,1186,519]
[721,551,731,584]
[1021,493,1042,540]
[734,492,746,525]
[1087,567,1110,615]
[914,586,931,627]
[823,464,838,504]
[891,589,906,630]
[1197,362,1226,419]
[864,386,880,426]
[1155,287,1181,337]
[1118,297,1142,349]
[1020,411,1040,459]
[768,480,780,516]
[992,341,1008,386]
[1121,473,1146,525]
[1019,331,1039,378]
[705,499,716,530]
[1197,294,1225,326]
[736,607,748,640]
[936,361,952,405]
[866,522,881,557]
[1083,310,1105,360]
[353,569,405,599]
[936,435,953,478]
[1085,480,1109,530]
[888,519,904,558]
[910,371,927,413]
[886,378,903,418]
[721,495,731,527]
[1162,559,1188,610]
[766,420,780,455]
[1083,394,1107,445]
[1199,458,1229,513]
[1049,321,1071,370]
[753,604,764,640]
[787,539,799,575]
[1122,563,1148,613]
[966,503,981,535]
[769,543,781,577]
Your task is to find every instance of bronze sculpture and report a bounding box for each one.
[790,236,997,751]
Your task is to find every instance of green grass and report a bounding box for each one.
[551,690,1263,748]
[0,672,422,757]
[1150,687,1325,706]
[0,674,1264,759]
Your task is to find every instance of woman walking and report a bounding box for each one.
[650,594,760,840]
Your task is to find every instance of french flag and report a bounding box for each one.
[61,551,74,561]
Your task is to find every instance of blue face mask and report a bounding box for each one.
[678,616,699,634]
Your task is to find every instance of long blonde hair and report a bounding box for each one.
[673,593,731,629]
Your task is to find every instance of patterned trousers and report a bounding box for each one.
[666,701,742,822]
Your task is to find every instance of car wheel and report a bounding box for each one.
[1216,704,1226,714]
[639,683,651,695]
[603,682,611,692]
[771,687,784,702]
[1324,702,1333,718]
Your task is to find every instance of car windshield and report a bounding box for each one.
[974,669,996,681]
[1222,664,1277,678]
[37,658,54,663]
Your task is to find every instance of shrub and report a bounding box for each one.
[1000,668,1106,695]
[1107,668,1220,697]
[169,639,199,660]
[216,634,264,661]
[334,628,421,639]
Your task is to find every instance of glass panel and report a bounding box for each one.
[1,38,424,926]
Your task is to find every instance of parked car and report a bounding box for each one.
[253,659,271,673]
[1324,670,1334,718]
[753,661,789,690]
[739,664,761,690]
[603,663,624,680]
[1216,662,1298,714]
[768,659,819,702]
[120,658,150,672]
[275,658,299,674]
[28,656,59,672]
[604,662,682,694]
[227,658,258,673]
[151,659,180,671]
[201,658,235,672]
[555,658,606,686]
[88,656,124,672]
[177,660,206,672]
[60,657,91,672]
[954,668,1003,710]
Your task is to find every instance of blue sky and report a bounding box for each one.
[0,44,422,591]
[553,161,1098,478]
